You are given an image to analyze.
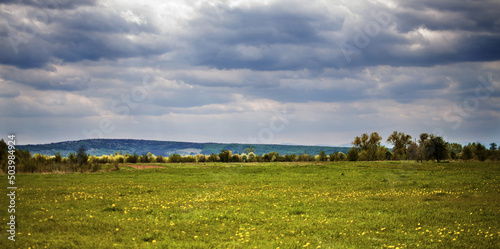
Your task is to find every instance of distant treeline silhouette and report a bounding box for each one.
[1,131,498,173]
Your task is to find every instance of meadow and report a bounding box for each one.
[1,161,499,248]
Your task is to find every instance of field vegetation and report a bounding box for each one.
[1,161,499,248]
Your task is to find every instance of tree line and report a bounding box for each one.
[346,131,499,162]
[1,131,498,173]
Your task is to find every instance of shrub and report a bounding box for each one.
[168,154,182,163]
[346,148,359,161]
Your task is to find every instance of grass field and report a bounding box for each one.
[1,161,499,248]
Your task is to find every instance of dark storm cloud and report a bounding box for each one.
[0,66,91,91]
[0,2,167,70]
[183,2,345,71]
[1,0,97,9]
[396,0,500,32]
[352,33,500,68]
[179,0,500,71]
[54,10,157,34]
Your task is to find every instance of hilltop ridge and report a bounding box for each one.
[18,139,349,157]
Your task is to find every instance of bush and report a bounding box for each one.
[168,154,182,163]
[125,153,139,164]
[156,155,165,163]
[195,154,206,162]
[346,148,359,161]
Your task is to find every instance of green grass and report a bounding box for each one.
[1,161,499,248]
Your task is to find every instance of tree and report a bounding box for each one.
[126,153,139,163]
[448,143,463,160]
[387,131,412,160]
[244,147,255,154]
[423,135,448,162]
[375,146,390,160]
[76,146,88,172]
[284,153,296,162]
[490,143,498,151]
[247,152,256,162]
[16,149,33,173]
[461,144,474,160]
[406,141,419,161]
[417,133,430,163]
[218,150,231,163]
[318,151,327,161]
[207,153,219,162]
[139,154,149,163]
[0,139,8,173]
[156,155,165,163]
[353,133,370,151]
[54,152,62,164]
[475,143,488,161]
[147,152,155,163]
[168,153,182,163]
[352,132,382,161]
[489,143,499,161]
[346,147,359,161]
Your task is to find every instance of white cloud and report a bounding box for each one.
[120,10,147,25]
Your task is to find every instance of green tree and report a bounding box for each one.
[406,141,419,161]
[268,151,281,162]
[448,143,463,160]
[490,143,497,151]
[139,154,149,163]
[284,154,296,162]
[218,150,231,163]
[147,152,155,163]
[126,153,139,163]
[346,147,359,161]
[489,143,499,160]
[230,154,241,162]
[417,133,430,163]
[461,144,474,160]
[387,131,412,160]
[423,135,449,162]
[352,132,382,161]
[0,139,8,172]
[244,147,255,154]
[168,154,182,163]
[156,155,165,163]
[54,151,62,164]
[76,146,88,172]
[16,149,33,173]
[318,151,327,161]
[337,152,346,161]
[475,143,488,161]
[247,152,256,162]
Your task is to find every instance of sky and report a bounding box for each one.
[0,0,499,146]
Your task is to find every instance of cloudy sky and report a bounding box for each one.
[1,0,499,146]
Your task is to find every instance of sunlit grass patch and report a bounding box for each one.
[1,161,499,248]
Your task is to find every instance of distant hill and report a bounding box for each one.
[18,139,350,157]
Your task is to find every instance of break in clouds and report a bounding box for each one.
[0,0,499,145]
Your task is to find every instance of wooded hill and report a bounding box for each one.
[18,139,349,157]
